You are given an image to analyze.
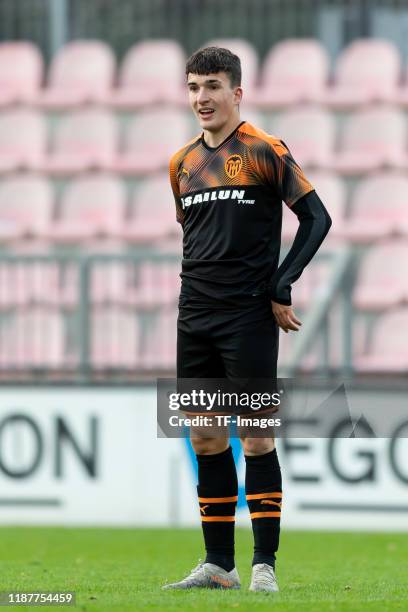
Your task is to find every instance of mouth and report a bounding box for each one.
[198,108,215,119]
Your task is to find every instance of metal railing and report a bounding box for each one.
[2,0,408,61]
[0,250,353,382]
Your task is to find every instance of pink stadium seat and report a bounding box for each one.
[322,40,401,108]
[115,108,191,175]
[272,108,335,168]
[0,309,65,368]
[157,235,183,254]
[123,175,181,243]
[88,241,131,305]
[45,110,117,174]
[51,175,125,242]
[142,309,177,370]
[110,40,185,108]
[0,243,61,308]
[331,108,407,176]
[355,308,408,372]
[282,172,346,243]
[353,241,408,311]
[55,241,131,307]
[38,41,115,108]
[0,175,53,241]
[0,110,46,172]
[253,39,330,108]
[343,173,408,243]
[205,38,259,94]
[129,261,181,309]
[0,42,43,106]
[91,308,140,368]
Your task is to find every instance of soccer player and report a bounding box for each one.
[164,47,331,592]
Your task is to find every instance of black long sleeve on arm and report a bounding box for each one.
[269,190,332,306]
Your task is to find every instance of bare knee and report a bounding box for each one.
[241,437,275,456]
[190,436,229,455]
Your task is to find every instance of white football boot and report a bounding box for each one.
[249,563,279,592]
[162,561,240,590]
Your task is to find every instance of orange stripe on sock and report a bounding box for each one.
[260,500,282,508]
[246,492,282,501]
[198,496,238,503]
[250,511,281,519]
[201,516,236,522]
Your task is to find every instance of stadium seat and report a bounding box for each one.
[0,175,53,242]
[142,309,177,370]
[354,308,408,372]
[272,108,335,168]
[50,241,131,308]
[37,41,115,108]
[51,175,126,242]
[282,172,346,243]
[342,173,408,243]
[45,110,117,174]
[0,242,61,309]
[91,308,140,368]
[0,110,46,172]
[0,42,43,106]
[353,241,408,311]
[204,38,259,94]
[129,261,181,309]
[321,40,401,108]
[123,175,181,243]
[115,108,191,175]
[253,39,330,108]
[87,241,131,305]
[110,40,186,108]
[330,108,407,176]
[0,309,66,369]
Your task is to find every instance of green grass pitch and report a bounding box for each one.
[0,527,407,611]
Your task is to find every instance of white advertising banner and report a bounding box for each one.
[0,386,407,530]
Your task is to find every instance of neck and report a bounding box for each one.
[203,113,241,148]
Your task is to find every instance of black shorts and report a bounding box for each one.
[177,295,279,415]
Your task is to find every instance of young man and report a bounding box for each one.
[164,47,331,592]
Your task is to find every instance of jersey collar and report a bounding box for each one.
[201,120,246,152]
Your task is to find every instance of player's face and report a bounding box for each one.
[187,72,242,132]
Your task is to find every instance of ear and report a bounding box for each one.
[233,86,243,105]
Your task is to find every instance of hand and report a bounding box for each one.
[271,301,302,333]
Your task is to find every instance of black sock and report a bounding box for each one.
[196,446,237,572]
[245,448,282,569]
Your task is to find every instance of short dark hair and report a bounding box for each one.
[185,46,242,87]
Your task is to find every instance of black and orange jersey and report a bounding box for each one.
[169,120,330,305]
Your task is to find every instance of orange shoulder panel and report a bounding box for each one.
[169,133,202,169]
[239,122,289,158]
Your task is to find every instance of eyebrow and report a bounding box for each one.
[187,78,222,86]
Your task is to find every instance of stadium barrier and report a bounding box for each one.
[0,250,352,381]
[2,0,408,63]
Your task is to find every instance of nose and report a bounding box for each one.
[196,87,210,105]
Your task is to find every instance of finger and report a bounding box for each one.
[288,315,302,327]
[285,318,301,331]
[275,314,287,329]
[273,314,287,332]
